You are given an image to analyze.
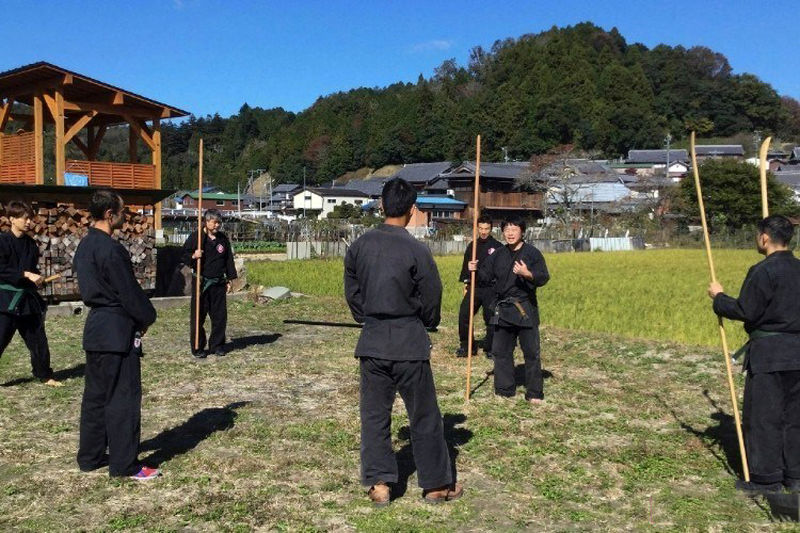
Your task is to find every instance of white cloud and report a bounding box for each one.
[409,40,454,53]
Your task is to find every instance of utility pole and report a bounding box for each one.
[502,146,509,163]
[303,166,307,219]
[664,133,672,180]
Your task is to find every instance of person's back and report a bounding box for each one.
[343,177,461,507]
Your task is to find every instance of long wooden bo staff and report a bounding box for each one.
[759,136,772,217]
[465,135,482,402]
[194,139,204,352]
[690,131,750,481]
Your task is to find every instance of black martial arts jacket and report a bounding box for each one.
[477,241,550,328]
[713,250,800,374]
[74,227,157,353]
[181,230,237,282]
[344,223,442,361]
[459,235,502,287]
[0,232,46,316]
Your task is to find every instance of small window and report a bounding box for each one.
[327,198,337,204]
[216,200,224,206]
[305,195,312,201]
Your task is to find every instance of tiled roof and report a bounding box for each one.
[627,150,689,164]
[695,145,744,156]
[391,162,454,183]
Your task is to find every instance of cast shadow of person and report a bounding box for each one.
[662,390,744,479]
[515,363,553,386]
[140,401,250,467]
[392,413,473,499]
[226,333,281,353]
[1,362,86,387]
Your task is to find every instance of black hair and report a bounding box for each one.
[477,213,492,225]
[204,209,223,222]
[758,215,794,246]
[6,200,32,219]
[500,215,527,233]
[88,189,123,220]
[381,177,417,217]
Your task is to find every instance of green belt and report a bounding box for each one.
[0,283,30,313]
[193,274,225,293]
[731,329,785,363]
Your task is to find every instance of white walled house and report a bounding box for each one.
[292,187,370,218]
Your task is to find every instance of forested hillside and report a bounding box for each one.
[151,22,800,190]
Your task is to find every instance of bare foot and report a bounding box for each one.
[529,398,545,406]
[43,378,64,387]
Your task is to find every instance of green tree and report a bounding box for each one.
[678,159,798,229]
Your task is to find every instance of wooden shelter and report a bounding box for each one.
[0,61,189,227]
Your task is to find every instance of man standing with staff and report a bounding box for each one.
[182,209,237,358]
[344,177,462,506]
[708,215,800,493]
[74,190,159,480]
[456,213,501,359]
[0,200,61,386]
[469,215,549,403]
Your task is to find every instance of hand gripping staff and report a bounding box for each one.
[465,135,481,402]
[690,131,750,482]
[194,138,204,352]
[759,136,772,217]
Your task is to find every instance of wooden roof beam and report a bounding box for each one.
[64,99,159,119]
[64,111,98,144]
[1,76,66,101]
[0,101,11,131]
[112,91,124,105]
[123,113,156,150]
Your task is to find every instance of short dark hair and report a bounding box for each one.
[6,200,32,219]
[477,214,492,226]
[88,189,123,220]
[381,177,417,217]
[758,215,794,246]
[501,215,527,233]
[204,209,223,222]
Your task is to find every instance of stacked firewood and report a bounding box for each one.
[0,202,155,298]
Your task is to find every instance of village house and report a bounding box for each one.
[292,187,370,218]
[269,183,301,208]
[178,191,258,213]
[622,149,689,179]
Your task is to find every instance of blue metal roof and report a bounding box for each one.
[415,196,467,207]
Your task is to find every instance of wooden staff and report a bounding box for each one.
[194,139,204,351]
[759,136,772,217]
[690,131,750,482]
[465,135,482,402]
[43,274,61,284]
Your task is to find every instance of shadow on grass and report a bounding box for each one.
[514,364,553,386]
[140,401,250,467]
[662,390,744,479]
[227,333,281,352]
[1,363,86,387]
[470,364,553,397]
[392,413,473,499]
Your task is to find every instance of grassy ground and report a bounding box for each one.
[249,249,762,347]
[0,279,797,529]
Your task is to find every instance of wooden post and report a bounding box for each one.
[54,87,65,185]
[87,126,95,159]
[33,93,44,184]
[759,136,772,218]
[194,138,204,351]
[465,135,482,402]
[128,124,138,163]
[690,131,750,482]
[152,118,162,230]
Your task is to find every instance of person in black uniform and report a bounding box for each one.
[456,213,501,358]
[181,209,237,358]
[344,177,463,506]
[469,214,549,404]
[708,215,800,494]
[74,190,159,480]
[0,200,60,386]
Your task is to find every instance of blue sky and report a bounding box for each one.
[3,0,797,118]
